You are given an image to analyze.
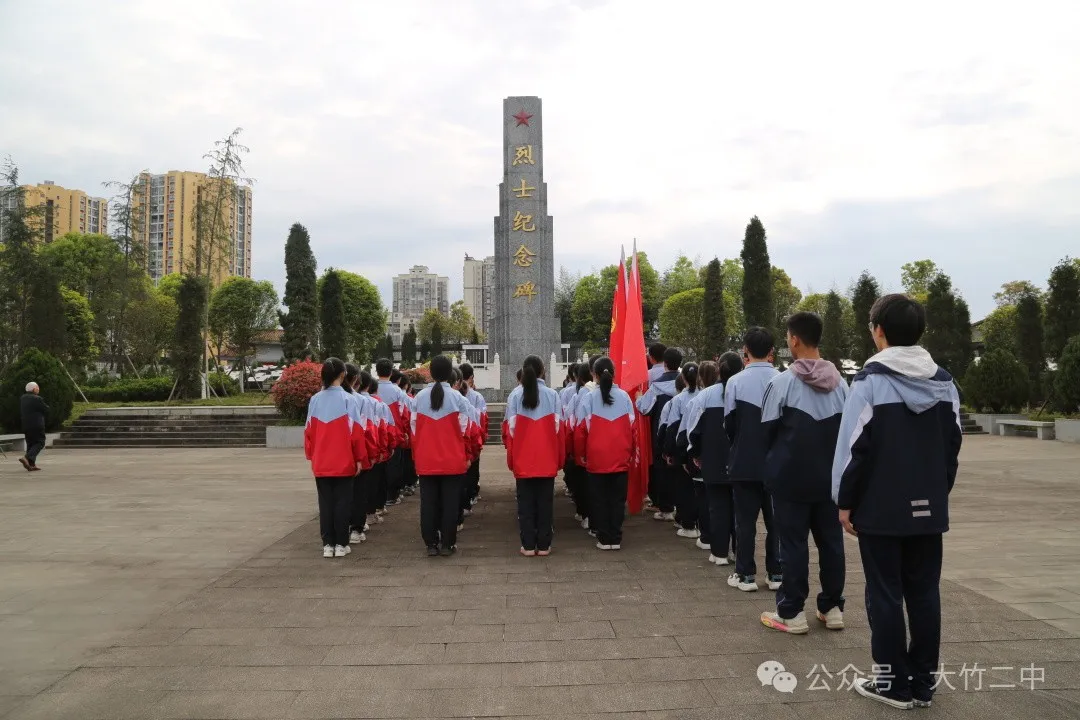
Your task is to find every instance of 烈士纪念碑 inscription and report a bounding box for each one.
[491,97,560,392]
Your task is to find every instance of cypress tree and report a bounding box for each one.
[419,339,431,362]
[27,262,68,359]
[1015,291,1045,403]
[281,223,318,361]
[850,270,880,365]
[172,276,208,398]
[924,273,973,378]
[1045,257,1080,361]
[319,269,348,360]
[401,324,417,368]
[431,321,443,357]
[701,258,726,359]
[821,291,846,370]
[740,216,773,332]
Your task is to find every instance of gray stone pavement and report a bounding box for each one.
[1,437,1078,718]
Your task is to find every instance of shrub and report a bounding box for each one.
[1054,336,1080,413]
[208,372,241,396]
[402,366,432,386]
[271,361,323,424]
[0,348,76,432]
[83,376,174,402]
[963,349,1029,413]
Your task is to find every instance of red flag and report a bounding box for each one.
[621,244,650,514]
[608,247,627,373]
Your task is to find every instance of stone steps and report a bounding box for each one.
[960,413,987,435]
[56,408,280,449]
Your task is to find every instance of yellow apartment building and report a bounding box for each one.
[10,181,109,243]
[132,170,253,286]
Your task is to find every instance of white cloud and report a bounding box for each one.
[1,0,1077,318]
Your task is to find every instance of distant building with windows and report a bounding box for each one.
[132,170,252,285]
[463,254,494,338]
[0,181,108,244]
[392,265,449,319]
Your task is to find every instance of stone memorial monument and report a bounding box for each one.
[490,96,561,394]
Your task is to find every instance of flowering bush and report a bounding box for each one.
[403,366,432,385]
[271,361,323,424]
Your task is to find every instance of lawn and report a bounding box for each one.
[65,393,276,427]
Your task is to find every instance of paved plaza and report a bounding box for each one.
[1,437,1078,719]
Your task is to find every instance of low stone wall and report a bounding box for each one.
[87,405,278,417]
[970,413,1025,436]
[266,425,304,448]
[1056,419,1080,444]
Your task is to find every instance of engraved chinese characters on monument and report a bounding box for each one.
[491,97,560,393]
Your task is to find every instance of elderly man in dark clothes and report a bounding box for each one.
[19,381,48,471]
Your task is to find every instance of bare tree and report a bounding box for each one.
[103,173,148,373]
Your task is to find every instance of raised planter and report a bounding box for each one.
[970,413,1025,436]
[1056,419,1080,444]
[266,425,304,448]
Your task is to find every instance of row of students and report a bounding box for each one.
[305,359,413,558]
[672,296,960,711]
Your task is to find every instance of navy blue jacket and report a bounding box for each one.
[762,362,848,503]
[723,362,778,482]
[831,347,962,536]
[681,383,729,485]
[637,371,678,462]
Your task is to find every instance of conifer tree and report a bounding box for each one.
[1045,257,1080,361]
[821,291,846,370]
[924,273,973,378]
[1015,291,1045,403]
[401,324,418,368]
[740,216,773,332]
[281,223,318,361]
[701,258,726,359]
[850,270,881,364]
[319,269,348,360]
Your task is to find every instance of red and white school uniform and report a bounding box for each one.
[305,386,370,550]
[573,386,637,549]
[411,384,483,552]
[504,379,563,553]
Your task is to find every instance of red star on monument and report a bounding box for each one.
[512,110,533,127]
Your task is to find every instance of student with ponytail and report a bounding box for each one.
[504,356,563,556]
[411,355,483,556]
[574,357,636,551]
[659,362,702,539]
[343,363,380,545]
[677,361,719,554]
[304,358,370,558]
[562,362,594,529]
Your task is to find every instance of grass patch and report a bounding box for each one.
[65,393,276,428]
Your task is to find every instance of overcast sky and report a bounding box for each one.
[2,0,1077,319]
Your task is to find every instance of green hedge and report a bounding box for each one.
[0,349,76,432]
[83,377,174,402]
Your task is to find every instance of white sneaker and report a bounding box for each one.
[696,539,711,550]
[322,545,334,558]
[676,528,701,539]
[816,607,845,630]
[595,542,613,551]
[709,554,730,566]
[349,530,363,544]
[767,574,783,591]
[609,544,621,551]
[727,573,758,591]
[363,523,370,532]
[573,513,583,522]
[761,611,809,635]
[457,523,465,531]
[653,511,675,521]
[334,545,349,557]
[463,508,472,517]
[581,517,590,530]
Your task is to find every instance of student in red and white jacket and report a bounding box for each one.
[573,357,636,551]
[343,363,381,545]
[411,355,483,557]
[504,355,563,557]
[460,363,488,508]
[376,359,411,506]
[364,373,394,524]
[562,362,593,530]
[305,358,370,559]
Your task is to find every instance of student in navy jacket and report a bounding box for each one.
[759,312,848,636]
[683,353,742,566]
[658,364,700,538]
[574,357,637,551]
[724,327,781,592]
[832,295,961,710]
[673,361,717,553]
[505,356,564,556]
[637,347,682,520]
